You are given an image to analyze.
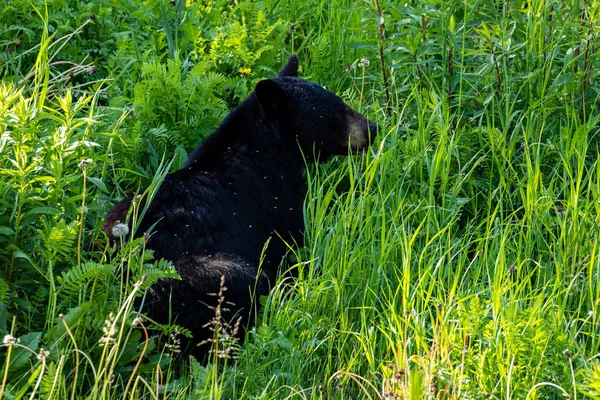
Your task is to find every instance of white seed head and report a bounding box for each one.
[37,348,50,360]
[111,223,129,238]
[99,313,117,346]
[78,158,93,168]
[3,334,16,345]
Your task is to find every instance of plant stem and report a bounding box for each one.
[373,0,390,112]
[78,165,87,266]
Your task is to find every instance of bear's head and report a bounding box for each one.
[255,55,378,161]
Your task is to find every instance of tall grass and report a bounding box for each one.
[2,0,600,399]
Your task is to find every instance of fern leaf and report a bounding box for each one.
[57,262,114,296]
[134,258,180,291]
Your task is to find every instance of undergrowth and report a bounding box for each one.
[2,0,600,399]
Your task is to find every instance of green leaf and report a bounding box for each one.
[0,303,8,334]
[12,363,43,400]
[160,2,176,59]
[9,332,41,373]
[22,207,60,220]
[0,279,8,303]
[29,176,57,184]
[13,250,34,268]
[46,302,92,347]
[0,226,15,236]
[57,262,114,295]
[87,176,108,193]
[346,41,376,49]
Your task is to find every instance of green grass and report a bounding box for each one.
[2,0,600,398]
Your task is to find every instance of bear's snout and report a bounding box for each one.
[368,120,378,141]
[347,113,377,152]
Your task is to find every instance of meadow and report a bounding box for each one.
[2,0,600,398]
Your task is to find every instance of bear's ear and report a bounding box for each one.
[277,54,299,77]
[256,79,287,114]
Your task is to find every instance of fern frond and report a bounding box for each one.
[37,219,78,259]
[146,124,170,148]
[57,262,114,296]
[41,361,58,396]
[134,258,180,291]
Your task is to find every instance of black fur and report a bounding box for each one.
[103,55,377,359]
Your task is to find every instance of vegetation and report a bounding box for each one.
[2,0,600,398]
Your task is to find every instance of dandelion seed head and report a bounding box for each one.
[111,223,129,238]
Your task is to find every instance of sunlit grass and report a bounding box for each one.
[2,0,600,399]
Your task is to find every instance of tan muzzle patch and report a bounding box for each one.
[347,120,368,150]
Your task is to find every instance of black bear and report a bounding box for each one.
[103,54,377,359]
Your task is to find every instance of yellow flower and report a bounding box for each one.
[239,67,252,75]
